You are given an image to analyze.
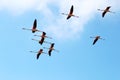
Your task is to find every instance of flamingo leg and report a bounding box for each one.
[61,13,68,15]
[34,35,52,39]
[22,28,32,30]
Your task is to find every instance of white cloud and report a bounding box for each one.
[0,0,119,41]
[0,0,36,15]
[42,0,119,41]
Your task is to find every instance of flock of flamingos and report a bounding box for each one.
[22,5,114,59]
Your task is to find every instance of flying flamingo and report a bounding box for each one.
[32,32,52,45]
[90,36,105,45]
[30,49,46,59]
[62,5,79,19]
[43,43,59,56]
[98,6,115,17]
[22,19,42,33]
[36,49,43,59]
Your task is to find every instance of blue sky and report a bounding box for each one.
[0,0,120,80]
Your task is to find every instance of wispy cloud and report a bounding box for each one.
[0,0,119,41]
[0,0,37,15]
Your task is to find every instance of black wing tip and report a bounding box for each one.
[37,54,39,59]
[67,16,71,20]
[43,32,46,35]
[48,52,51,56]
[39,41,43,45]
[93,43,95,45]
[51,43,55,45]
[37,57,39,59]
[34,18,37,21]
[102,12,105,18]
[34,19,37,24]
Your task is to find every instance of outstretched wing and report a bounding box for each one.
[67,15,71,19]
[33,19,37,29]
[69,5,73,14]
[102,11,106,17]
[32,19,37,33]
[50,43,55,48]
[106,6,111,11]
[93,38,98,45]
[37,53,41,59]
[48,50,52,56]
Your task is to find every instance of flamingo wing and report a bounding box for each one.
[32,19,37,33]
[102,11,106,17]
[67,15,71,19]
[106,6,111,11]
[69,5,74,14]
[43,32,46,36]
[51,43,55,48]
[48,50,52,56]
[93,38,98,45]
[37,53,41,59]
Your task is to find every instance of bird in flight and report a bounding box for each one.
[44,43,59,56]
[62,5,79,19]
[90,36,105,45]
[98,6,115,18]
[30,49,47,59]
[36,49,43,59]
[22,19,43,33]
[32,32,52,45]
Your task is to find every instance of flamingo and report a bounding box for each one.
[43,43,59,56]
[90,36,105,45]
[36,49,43,59]
[98,6,115,17]
[30,49,46,59]
[22,19,42,33]
[32,32,52,45]
[62,5,79,19]
[48,43,54,56]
